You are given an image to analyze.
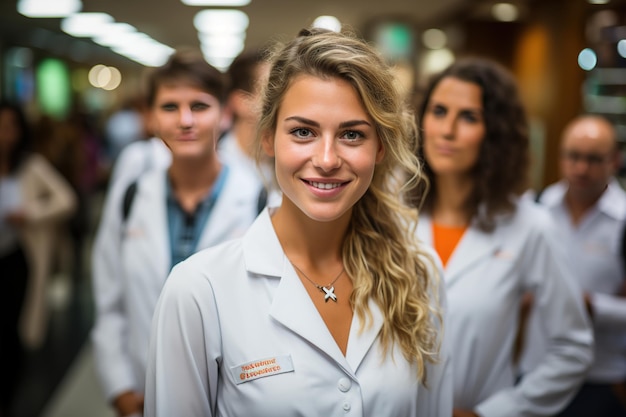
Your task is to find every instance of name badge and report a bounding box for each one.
[230,355,294,384]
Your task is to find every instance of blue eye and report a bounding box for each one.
[161,104,177,111]
[191,102,209,111]
[291,128,313,138]
[342,130,364,141]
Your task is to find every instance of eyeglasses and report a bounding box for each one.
[561,150,612,166]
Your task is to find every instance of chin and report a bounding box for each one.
[297,204,352,223]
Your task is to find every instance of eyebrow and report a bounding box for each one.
[430,101,483,113]
[284,116,372,129]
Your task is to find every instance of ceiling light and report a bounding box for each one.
[578,48,597,71]
[312,16,342,32]
[181,0,250,5]
[492,3,519,22]
[617,40,626,58]
[18,0,81,17]
[92,23,137,47]
[194,9,249,34]
[422,28,447,50]
[61,13,115,37]
[588,0,610,4]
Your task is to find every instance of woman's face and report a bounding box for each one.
[263,74,384,223]
[0,108,21,152]
[422,76,486,179]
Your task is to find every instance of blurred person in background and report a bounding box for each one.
[218,47,277,209]
[521,115,626,417]
[33,110,107,285]
[0,101,77,416]
[90,49,260,417]
[412,57,593,417]
[105,95,148,164]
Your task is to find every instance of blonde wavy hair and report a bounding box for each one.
[255,28,441,383]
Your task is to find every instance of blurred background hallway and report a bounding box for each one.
[1,0,625,415]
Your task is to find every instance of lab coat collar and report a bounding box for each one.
[544,178,626,221]
[140,170,171,280]
[417,214,500,288]
[242,209,384,377]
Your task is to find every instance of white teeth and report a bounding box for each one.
[310,181,342,190]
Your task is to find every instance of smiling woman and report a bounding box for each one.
[144,28,453,417]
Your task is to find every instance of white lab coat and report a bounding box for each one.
[144,209,453,417]
[91,165,259,402]
[522,179,626,383]
[108,137,171,192]
[218,131,282,208]
[416,198,593,417]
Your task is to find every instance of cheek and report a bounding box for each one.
[461,129,484,160]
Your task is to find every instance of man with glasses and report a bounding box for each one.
[525,115,626,416]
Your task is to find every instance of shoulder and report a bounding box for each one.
[19,153,50,173]
[493,197,558,246]
[604,180,626,220]
[169,238,246,287]
[18,154,64,183]
[538,181,566,205]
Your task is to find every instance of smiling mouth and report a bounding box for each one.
[306,180,345,190]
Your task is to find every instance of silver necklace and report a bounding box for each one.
[291,262,344,303]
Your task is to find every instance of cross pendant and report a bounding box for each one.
[320,286,337,302]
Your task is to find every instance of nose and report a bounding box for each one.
[440,115,456,140]
[571,158,591,175]
[312,135,341,172]
[178,107,194,128]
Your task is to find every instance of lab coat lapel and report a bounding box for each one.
[141,172,171,282]
[244,211,354,375]
[345,298,383,373]
[417,214,500,288]
[196,167,253,249]
[445,224,500,288]
[269,260,354,376]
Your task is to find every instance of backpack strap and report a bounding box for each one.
[621,221,626,271]
[534,188,545,203]
[121,180,138,222]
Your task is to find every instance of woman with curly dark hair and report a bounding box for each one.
[412,57,594,417]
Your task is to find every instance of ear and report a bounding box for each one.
[146,111,158,137]
[261,131,275,157]
[611,148,622,173]
[375,141,385,164]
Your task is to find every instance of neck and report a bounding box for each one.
[271,199,348,269]
[564,185,605,225]
[168,155,221,212]
[432,174,473,226]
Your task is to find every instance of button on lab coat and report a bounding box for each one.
[416,198,593,417]
[91,166,259,401]
[144,210,453,417]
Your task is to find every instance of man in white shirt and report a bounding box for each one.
[533,115,626,416]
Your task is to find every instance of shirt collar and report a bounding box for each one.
[548,178,626,221]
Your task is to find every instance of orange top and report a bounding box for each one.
[432,222,467,268]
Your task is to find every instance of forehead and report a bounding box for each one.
[430,76,483,109]
[561,118,615,152]
[153,82,219,102]
[279,75,370,120]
